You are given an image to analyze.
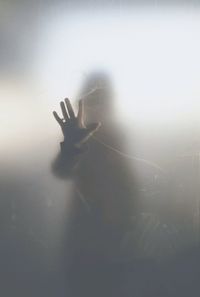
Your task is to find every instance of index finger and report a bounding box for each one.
[53,111,63,127]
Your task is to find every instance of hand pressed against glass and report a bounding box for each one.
[53,98,101,147]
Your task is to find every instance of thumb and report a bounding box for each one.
[78,123,101,145]
[86,122,101,133]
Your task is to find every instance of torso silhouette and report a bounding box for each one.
[54,123,138,262]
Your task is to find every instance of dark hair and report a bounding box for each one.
[79,71,113,109]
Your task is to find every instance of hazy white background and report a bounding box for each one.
[1,4,200,166]
[0,0,200,263]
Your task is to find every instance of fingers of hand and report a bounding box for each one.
[65,98,75,119]
[60,101,69,120]
[53,111,63,126]
[53,99,77,128]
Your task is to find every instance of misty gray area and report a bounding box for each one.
[1,1,200,296]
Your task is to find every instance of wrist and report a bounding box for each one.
[60,141,88,155]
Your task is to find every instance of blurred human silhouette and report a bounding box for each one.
[52,73,145,296]
[53,73,138,231]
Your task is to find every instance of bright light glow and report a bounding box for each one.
[36,9,200,125]
[2,8,200,157]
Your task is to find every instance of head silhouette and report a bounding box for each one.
[79,72,114,124]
